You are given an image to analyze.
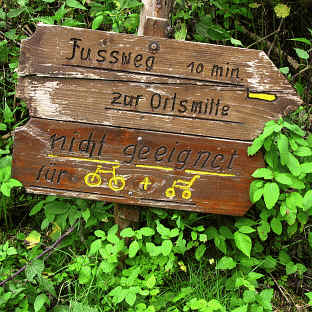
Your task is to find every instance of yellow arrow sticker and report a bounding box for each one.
[248,92,277,102]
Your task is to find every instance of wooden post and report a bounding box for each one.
[113,0,174,230]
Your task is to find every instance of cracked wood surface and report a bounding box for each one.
[17,24,301,141]
[13,21,302,215]
[13,118,264,216]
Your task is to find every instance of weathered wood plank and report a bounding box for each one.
[12,118,264,216]
[18,24,301,98]
[17,76,293,141]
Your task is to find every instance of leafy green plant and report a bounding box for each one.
[1,0,312,311]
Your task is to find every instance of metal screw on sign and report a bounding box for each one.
[148,41,160,53]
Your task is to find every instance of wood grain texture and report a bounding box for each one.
[12,118,264,216]
[17,76,292,141]
[14,23,301,215]
[138,0,173,36]
[16,24,301,141]
[18,24,301,95]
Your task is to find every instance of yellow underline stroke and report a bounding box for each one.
[248,92,276,102]
[136,164,174,171]
[47,155,235,176]
[47,154,120,165]
[185,169,235,177]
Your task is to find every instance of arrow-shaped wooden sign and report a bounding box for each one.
[13,24,301,216]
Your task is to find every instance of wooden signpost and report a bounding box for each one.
[12,2,302,216]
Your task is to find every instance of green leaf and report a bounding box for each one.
[235,218,257,227]
[279,250,291,265]
[248,137,264,156]
[79,266,91,284]
[206,226,218,239]
[230,37,243,46]
[294,146,312,157]
[294,48,309,60]
[306,292,312,305]
[30,201,44,216]
[195,244,206,261]
[0,123,7,131]
[232,305,248,312]
[274,3,290,18]
[214,235,227,254]
[286,261,297,275]
[25,230,41,249]
[82,208,90,223]
[99,260,115,273]
[219,226,233,239]
[38,276,56,297]
[234,232,252,257]
[257,220,270,241]
[34,293,49,312]
[303,190,312,211]
[206,299,225,310]
[25,259,44,282]
[283,121,305,137]
[261,255,277,272]
[89,239,102,256]
[216,256,236,270]
[270,217,282,235]
[258,289,273,310]
[301,162,312,173]
[288,175,305,190]
[7,8,25,18]
[274,173,292,185]
[161,239,173,256]
[1,183,10,197]
[45,202,68,215]
[156,221,171,239]
[308,232,312,249]
[92,15,103,30]
[129,240,140,258]
[107,224,120,244]
[277,134,289,165]
[243,290,256,304]
[139,227,155,237]
[125,290,136,306]
[146,242,162,257]
[94,230,106,238]
[263,182,280,209]
[297,263,307,276]
[290,37,312,45]
[238,226,256,234]
[248,272,264,281]
[145,274,156,289]
[249,180,264,203]
[252,168,273,179]
[66,0,86,10]
[119,0,142,10]
[279,67,289,74]
[175,23,187,41]
[120,227,135,238]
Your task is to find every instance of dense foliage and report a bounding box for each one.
[1,0,312,311]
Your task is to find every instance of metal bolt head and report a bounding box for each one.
[148,41,160,53]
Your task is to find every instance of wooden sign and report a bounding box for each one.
[13,24,301,216]
[13,118,263,215]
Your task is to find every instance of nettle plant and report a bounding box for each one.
[249,116,312,240]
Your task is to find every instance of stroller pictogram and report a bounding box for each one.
[165,175,200,200]
[84,164,125,192]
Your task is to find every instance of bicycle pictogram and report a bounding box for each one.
[84,164,126,191]
[165,175,200,200]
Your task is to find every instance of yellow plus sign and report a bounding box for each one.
[140,177,152,190]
